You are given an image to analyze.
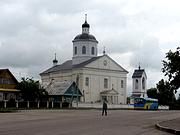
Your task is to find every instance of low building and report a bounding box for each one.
[0,69,20,101]
[45,80,82,103]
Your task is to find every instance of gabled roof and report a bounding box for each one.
[0,69,18,84]
[132,69,146,78]
[40,60,72,75]
[40,54,128,75]
[40,56,103,75]
[73,56,103,68]
[46,81,82,96]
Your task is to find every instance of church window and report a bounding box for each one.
[91,47,95,55]
[104,78,108,88]
[135,79,138,89]
[82,46,86,54]
[75,47,77,55]
[121,80,124,88]
[142,77,145,89]
[85,77,89,86]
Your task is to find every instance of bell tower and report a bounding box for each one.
[132,65,147,98]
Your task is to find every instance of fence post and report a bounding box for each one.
[37,101,40,108]
[51,101,54,108]
[47,101,49,108]
[60,101,62,108]
[16,100,18,108]
[27,101,29,108]
[4,100,7,108]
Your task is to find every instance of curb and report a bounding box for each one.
[155,123,180,135]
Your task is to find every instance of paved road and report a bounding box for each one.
[0,110,180,135]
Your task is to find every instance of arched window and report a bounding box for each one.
[91,47,95,55]
[104,78,108,88]
[135,79,138,89]
[75,46,77,55]
[121,80,124,88]
[142,77,145,89]
[85,77,89,86]
[82,46,86,54]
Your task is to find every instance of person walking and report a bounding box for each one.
[102,100,107,116]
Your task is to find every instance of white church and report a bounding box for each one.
[40,16,128,104]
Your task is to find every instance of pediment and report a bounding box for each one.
[84,55,128,72]
[100,89,119,95]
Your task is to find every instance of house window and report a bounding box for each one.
[135,79,138,89]
[0,78,3,84]
[104,78,108,88]
[121,80,124,88]
[142,77,145,89]
[3,78,9,84]
[82,46,86,54]
[85,77,89,86]
[91,47,95,55]
[75,46,77,55]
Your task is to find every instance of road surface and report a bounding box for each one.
[0,109,180,135]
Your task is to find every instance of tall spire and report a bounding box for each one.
[55,53,57,59]
[53,53,58,66]
[85,14,87,23]
[82,14,90,29]
[82,14,90,34]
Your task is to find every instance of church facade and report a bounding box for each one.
[40,16,128,104]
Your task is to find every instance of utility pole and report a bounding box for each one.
[76,74,79,108]
[70,85,74,108]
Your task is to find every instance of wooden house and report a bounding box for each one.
[0,69,20,101]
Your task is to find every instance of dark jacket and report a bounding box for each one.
[103,102,107,109]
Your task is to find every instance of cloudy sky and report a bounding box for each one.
[0,0,179,95]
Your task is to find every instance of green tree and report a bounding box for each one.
[177,94,180,105]
[162,47,180,93]
[17,78,48,101]
[156,79,175,105]
[147,88,158,99]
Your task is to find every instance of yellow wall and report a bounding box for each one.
[0,84,17,89]
[0,70,17,89]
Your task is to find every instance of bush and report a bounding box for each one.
[0,108,18,113]
[169,103,180,110]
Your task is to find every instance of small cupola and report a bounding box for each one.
[53,53,58,66]
[82,14,90,34]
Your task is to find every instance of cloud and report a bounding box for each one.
[129,36,164,70]
[0,0,180,88]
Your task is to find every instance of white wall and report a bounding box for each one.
[81,68,127,104]
[40,55,128,104]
